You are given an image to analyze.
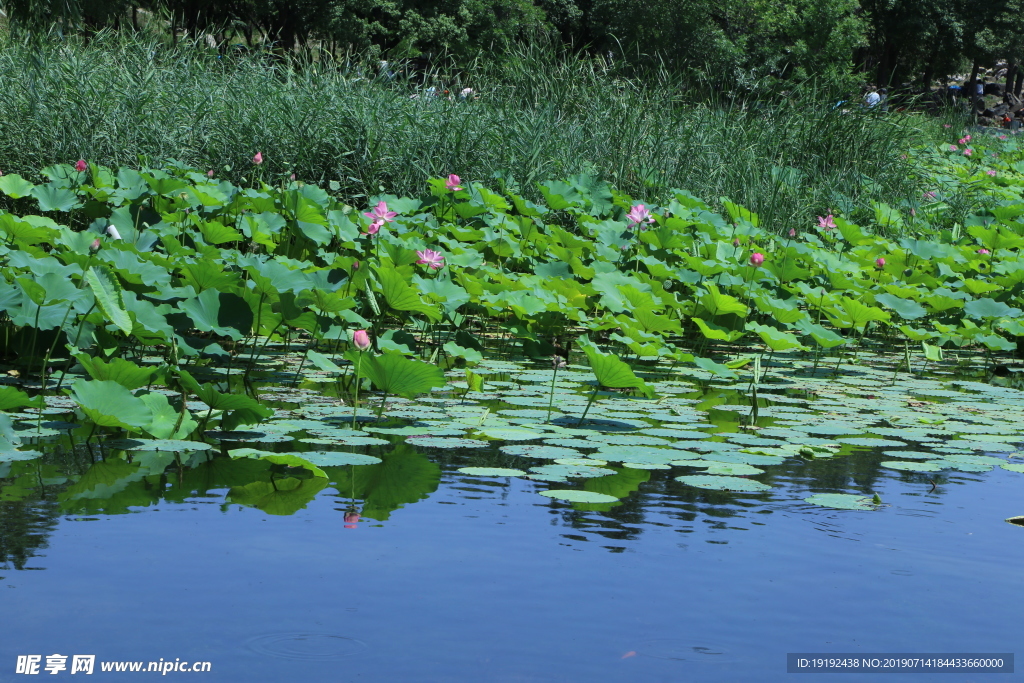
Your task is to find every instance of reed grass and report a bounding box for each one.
[0,30,960,234]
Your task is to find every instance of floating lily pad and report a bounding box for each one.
[457,467,527,476]
[622,462,671,470]
[529,463,617,479]
[880,461,943,472]
[299,451,382,466]
[473,427,548,441]
[300,434,389,446]
[804,493,878,510]
[500,444,584,459]
[405,436,490,448]
[553,458,608,466]
[1001,463,1024,473]
[0,449,43,462]
[105,438,214,452]
[926,459,991,473]
[835,438,909,448]
[538,489,619,503]
[674,475,772,492]
[700,463,764,476]
[206,430,295,443]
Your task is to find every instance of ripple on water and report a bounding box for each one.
[246,633,367,660]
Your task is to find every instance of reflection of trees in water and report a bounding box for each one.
[0,498,61,572]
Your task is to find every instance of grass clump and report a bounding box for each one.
[0,31,955,235]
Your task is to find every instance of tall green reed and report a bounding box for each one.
[0,30,951,235]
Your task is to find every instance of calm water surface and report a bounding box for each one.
[3,454,1021,682]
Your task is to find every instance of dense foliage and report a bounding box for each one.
[2,0,1024,90]
[0,32,936,237]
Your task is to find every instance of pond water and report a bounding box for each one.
[2,354,1022,682]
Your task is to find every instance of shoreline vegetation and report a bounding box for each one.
[0,30,962,236]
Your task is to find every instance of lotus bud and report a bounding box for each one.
[253,151,263,165]
[749,252,765,266]
[352,260,360,270]
[75,159,88,172]
[352,329,371,351]
[876,257,885,268]
[733,239,740,247]
[788,228,796,238]
[207,169,214,178]
[89,238,101,252]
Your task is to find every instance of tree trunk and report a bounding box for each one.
[1015,70,1023,98]
[1006,62,1017,102]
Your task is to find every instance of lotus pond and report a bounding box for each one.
[2,133,1023,680]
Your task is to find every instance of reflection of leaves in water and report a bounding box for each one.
[61,476,164,515]
[324,444,441,520]
[227,477,329,516]
[58,458,145,503]
[0,461,64,570]
[162,456,273,503]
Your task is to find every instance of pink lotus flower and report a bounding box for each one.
[75,159,88,172]
[749,252,765,266]
[253,151,263,165]
[958,137,968,145]
[923,191,937,199]
[89,238,101,252]
[999,135,1008,140]
[788,228,796,238]
[105,225,121,240]
[876,257,885,268]
[362,219,383,236]
[344,511,360,529]
[364,200,397,225]
[943,124,952,128]
[949,145,958,151]
[963,148,973,157]
[445,174,464,191]
[987,170,997,177]
[626,204,655,229]
[817,214,836,229]
[352,329,371,351]
[207,169,214,178]
[415,248,445,270]
[978,248,991,255]
[964,134,971,141]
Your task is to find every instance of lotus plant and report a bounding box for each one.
[350,329,371,429]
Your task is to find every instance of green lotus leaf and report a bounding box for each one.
[576,338,655,397]
[86,265,133,336]
[0,386,43,411]
[180,289,253,341]
[344,350,446,399]
[69,379,153,431]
